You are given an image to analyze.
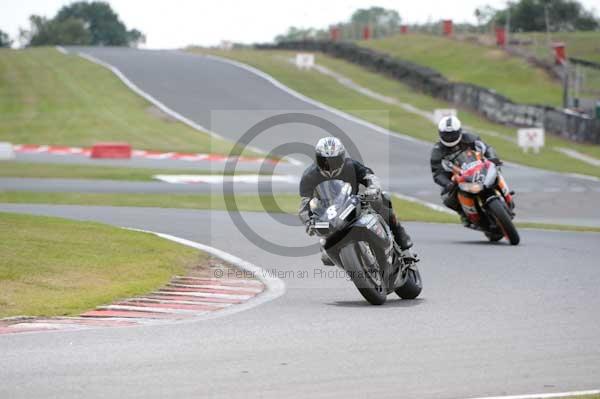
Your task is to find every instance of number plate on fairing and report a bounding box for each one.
[462,160,481,170]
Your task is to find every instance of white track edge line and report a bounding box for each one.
[392,192,455,215]
[124,227,286,321]
[466,388,600,399]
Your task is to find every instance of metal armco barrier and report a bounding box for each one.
[257,40,600,144]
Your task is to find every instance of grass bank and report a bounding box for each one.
[0,47,251,156]
[360,33,563,106]
[514,31,600,64]
[0,212,203,318]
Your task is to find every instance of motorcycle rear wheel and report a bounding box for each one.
[339,242,387,305]
[487,198,520,245]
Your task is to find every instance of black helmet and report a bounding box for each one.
[438,115,463,147]
[315,137,346,178]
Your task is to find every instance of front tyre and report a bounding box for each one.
[339,242,387,305]
[394,266,422,299]
[485,231,504,242]
[487,198,520,245]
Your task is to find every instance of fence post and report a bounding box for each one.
[553,42,567,65]
[330,26,340,41]
[442,20,453,36]
[362,25,371,40]
[495,27,506,47]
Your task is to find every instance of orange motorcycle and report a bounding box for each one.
[441,149,519,245]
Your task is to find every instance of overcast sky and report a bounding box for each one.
[2,0,600,48]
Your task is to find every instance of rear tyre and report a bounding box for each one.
[394,266,422,299]
[487,198,520,245]
[339,243,387,305]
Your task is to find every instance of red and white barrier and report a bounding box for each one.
[91,142,132,159]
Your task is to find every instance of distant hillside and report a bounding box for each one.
[359,33,563,107]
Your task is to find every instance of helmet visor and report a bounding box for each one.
[440,130,462,147]
[317,154,344,174]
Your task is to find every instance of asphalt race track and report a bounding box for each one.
[1,47,599,398]
[64,47,600,227]
[1,204,599,399]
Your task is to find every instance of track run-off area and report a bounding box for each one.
[1,47,599,398]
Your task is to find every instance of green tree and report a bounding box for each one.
[494,0,598,31]
[23,1,143,47]
[25,15,92,46]
[275,26,322,42]
[350,7,401,37]
[475,5,497,31]
[274,6,402,42]
[0,29,12,47]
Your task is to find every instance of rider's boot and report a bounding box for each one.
[320,247,334,266]
[459,211,471,227]
[390,216,413,252]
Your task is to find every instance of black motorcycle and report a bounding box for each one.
[308,180,422,305]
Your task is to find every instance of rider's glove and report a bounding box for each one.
[364,186,381,200]
[305,220,316,236]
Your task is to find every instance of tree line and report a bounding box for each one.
[274,0,599,42]
[0,1,144,48]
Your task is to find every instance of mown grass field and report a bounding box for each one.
[2,191,599,233]
[0,161,257,181]
[514,31,600,64]
[0,47,250,156]
[359,33,563,106]
[0,212,203,317]
[194,48,600,177]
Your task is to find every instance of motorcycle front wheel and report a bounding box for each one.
[339,242,387,305]
[394,266,423,300]
[485,231,504,242]
[487,198,520,245]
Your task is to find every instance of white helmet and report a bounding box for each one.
[315,137,346,178]
[438,115,462,147]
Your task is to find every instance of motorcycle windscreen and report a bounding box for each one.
[313,180,352,208]
[454,150,480,168]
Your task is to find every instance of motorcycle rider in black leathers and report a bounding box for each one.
[430,115,505,225]
[299,137,415,264]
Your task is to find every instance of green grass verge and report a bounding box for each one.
[2,191,599,233]
[0,47,255,156]
[194,48,600,176]
[0,161,258,181]
[0,212,203,318]
[514,31,600,64]
[0,191,301,214]
[360,33,563,106]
